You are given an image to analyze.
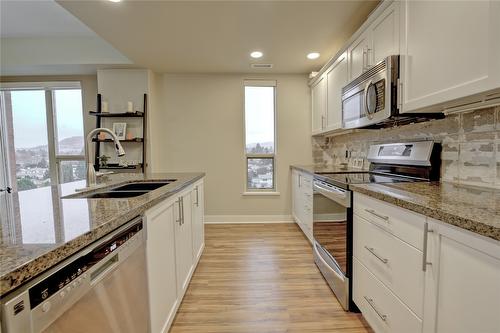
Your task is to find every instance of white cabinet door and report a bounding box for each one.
[191,181,205,261]
[174,191,194,297]
[423,220,500,333]
[371,2,399,65]
[292,169,300,222]
[145,199,178,333]
[348,30,371,81]
[326,52,348,132]
[311,75,327,134]
[400,0,500,113]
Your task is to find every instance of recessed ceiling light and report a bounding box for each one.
[307,52,320,60]
[109,0,121,2]
[250,51,263,59]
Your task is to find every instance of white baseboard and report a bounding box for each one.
[204,215,294,224]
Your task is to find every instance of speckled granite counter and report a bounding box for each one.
[350,182,500,241]
[0,172,204,297]
[291,164,366,175]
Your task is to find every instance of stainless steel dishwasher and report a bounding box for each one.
[2,217,149,333]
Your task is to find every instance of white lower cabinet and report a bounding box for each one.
[353,257,422,333]
[291,169,313,242]
[144,179,205,333]
[353,192,500,333]
[174,189,194,297]
[423,219,500,333]
[353,214,424,318]
[191,181,205,261]
[145,198,178,333]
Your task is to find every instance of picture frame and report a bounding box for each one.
[112,122,127,140]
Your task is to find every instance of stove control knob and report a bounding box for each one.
[42,302,51,313]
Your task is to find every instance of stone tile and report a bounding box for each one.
[496,106,500,130]
[458,141,496,187]
[496,140,500,188]
[462,107,496,133]
[441,135,460,182]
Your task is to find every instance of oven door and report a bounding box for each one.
[313,180,350,310]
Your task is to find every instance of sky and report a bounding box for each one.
[244,86,275,149]
[9,89,84,149]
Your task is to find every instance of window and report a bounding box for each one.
[244,80,276,191]
[0,82,86,191]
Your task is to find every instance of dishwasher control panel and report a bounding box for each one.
[28,222,143,309]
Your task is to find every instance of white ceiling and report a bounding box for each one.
[0,0,95,38]
[57,0,379,74]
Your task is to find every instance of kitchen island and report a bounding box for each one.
[0,172,204,297]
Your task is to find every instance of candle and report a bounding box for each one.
[127,101,133,112]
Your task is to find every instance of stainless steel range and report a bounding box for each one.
[312,141,441,311]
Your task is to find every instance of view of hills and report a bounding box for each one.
[15,136,84,164]
[246,141,274,154]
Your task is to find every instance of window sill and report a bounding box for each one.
[242,191,281,196]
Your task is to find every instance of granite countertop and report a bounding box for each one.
[0,172,204,297]
[291,164,367,175]
[350,182,500,242]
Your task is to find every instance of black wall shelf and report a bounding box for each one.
[92,93,147,173]
[92,138,144,143]
[89,111,144,117]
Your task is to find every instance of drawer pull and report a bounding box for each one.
[364,246,388,264]
[365,209,389,222]
[422,222,434,271]
[363,296,388,322]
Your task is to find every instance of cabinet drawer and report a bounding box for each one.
[353,215,424,318]
[353,258,422,333]
[354,193,425,250]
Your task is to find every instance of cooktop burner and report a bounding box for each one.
[317,172,423,189]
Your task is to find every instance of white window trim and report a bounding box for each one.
[0,82,85,186]
[0,81,81,90]
[242,79,278,194]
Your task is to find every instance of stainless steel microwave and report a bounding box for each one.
[341,55,399,129]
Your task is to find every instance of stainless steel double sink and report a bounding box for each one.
[70,180,177,199]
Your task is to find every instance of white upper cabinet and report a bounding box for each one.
[348,2,400,81]
[348,30,371,81]
[371,2,399,65]
[311,75,327,134]
[399,0,500,113]
[326,52,348,131]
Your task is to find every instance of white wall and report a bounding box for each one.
[149,73,312,220]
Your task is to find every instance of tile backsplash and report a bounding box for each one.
[312,106,500,189]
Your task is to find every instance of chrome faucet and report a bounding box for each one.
[85,128,125,187]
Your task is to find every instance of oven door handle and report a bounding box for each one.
[314,181,351,207]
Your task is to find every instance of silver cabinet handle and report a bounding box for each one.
[364,246,388,264]
[365,209,389,221]
[181,197,184,224]
[364,296,387,322]
[422,222,433,271]
[176,199,182,225]
[195,186,199,207]
[298,174,301,188]
[321,115,326,129]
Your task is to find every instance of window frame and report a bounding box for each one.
[243,79,278,194]
[0,81,85,187]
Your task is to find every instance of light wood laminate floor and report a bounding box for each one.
[170,223,372,333]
